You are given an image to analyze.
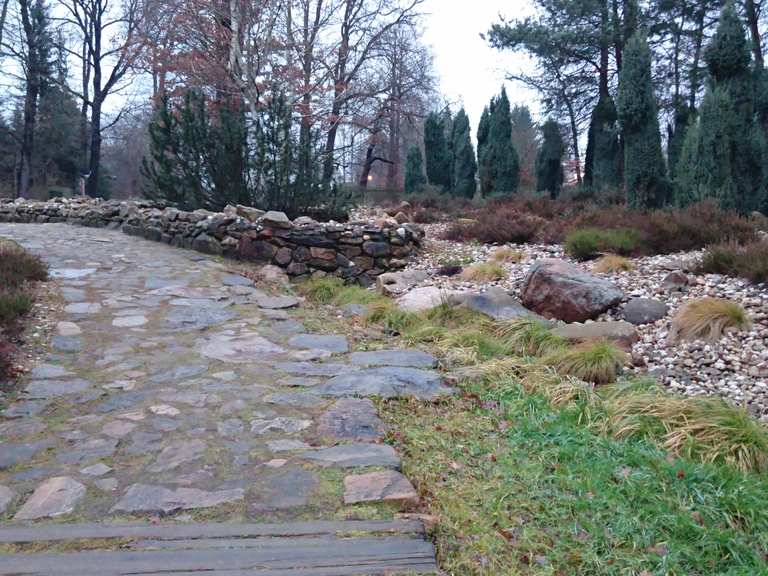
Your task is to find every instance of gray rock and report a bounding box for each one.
[275,362,357,377]
[199,332,285,362]
[521,259,625,323]
[51,336,84,353]
[56,438,118,464]
[2,400,50,419]
[305,443,400,468]
[623,298,668,325]
[250,417,312,435]
[287,334,349,354]
[456,288,545,322]
[343,471,418,506]
[250,468,318,512]
[24,379,91,399]
[0,485,15,515]
[397,287,462,312]
[256,295,300,310]
[553,321,639,349]
[111,483,244,514]
[80,463,112,477]
[14,477,86,520]
[148,439,206,473]
[377,270,429,296]
[316,367,452,400]
[662,271,689,293]
[262,211,292,229]
[317,398,385,441]
[149,363,209,384]
[0,440,53,470]
[165,307,237,330]
[64,302,102,314]
[263,392,324,408]
[222,273,254,287]
[349,349,438,369]
[29,364,73,379]
[342,304,368,317]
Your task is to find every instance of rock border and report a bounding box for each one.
[0,198,424,285]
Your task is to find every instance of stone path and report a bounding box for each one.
[0,223,449,573]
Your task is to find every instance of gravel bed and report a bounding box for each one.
[382,218,768,420]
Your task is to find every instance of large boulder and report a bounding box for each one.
[521,259,624,322]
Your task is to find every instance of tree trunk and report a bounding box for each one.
[17,0,41,198]
[599,0,610,97]
[689,1,707,109]
[87,97,102,196]
[0,0,9,54]
[745,0,763,70]
[564,94,582,185]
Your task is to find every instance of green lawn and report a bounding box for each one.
[383,379,768,575]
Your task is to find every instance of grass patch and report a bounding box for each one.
[542,340,628,384]
[297,277,386,307]
[565,228,643,261]
[669,297,751,343]
[494,318,566,356]
[382,380,768,574]
[459,262,507,282]
[489,247,522,263]
[593,254,633,273]
[698,240,768,284]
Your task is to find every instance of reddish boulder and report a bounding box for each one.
[522,259,624,323]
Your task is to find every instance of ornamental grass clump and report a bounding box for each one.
[593,254,634,273]
[489,247,523,263]
[459,262,507,282]
[543,341,628,384]
[494,318,566,356]
[669,298,751,343]
[603,389,768,473]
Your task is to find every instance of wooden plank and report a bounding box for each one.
[0,520,425,544]
[0,537,438,575]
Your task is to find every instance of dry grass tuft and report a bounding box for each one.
[669,298,751,343]
[489,247,523,263]
[543,341,628,384]
[603,390,768,473]
[593,254,634,273]
[495,318,567,356]
[459,262,507,282]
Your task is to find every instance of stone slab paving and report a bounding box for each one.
[0,223,447,573]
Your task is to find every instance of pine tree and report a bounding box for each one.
[676,1,766,213]
[535,119,564,199]
[253,89,299,213]
[477,104,492,194]
[666,104,694,179]
[510,105,538,187]
[584,96,622,195]
[480,87,520,195]
[404,145,426,195]
[442,107,454,190]
[617,33,668,209]
[451,108,477,198]
[423,111,451,191]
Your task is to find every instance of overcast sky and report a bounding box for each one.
[421,0,539,136]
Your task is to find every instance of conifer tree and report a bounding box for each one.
[479,87,520,195]
[535,119,564,199]
[676,1,766,213]
[617,33,668,209]
[451,108,477,198]
[477,104,492,194]
[404,145,426,195]
[423,111,451,191]
[584,96,622,195]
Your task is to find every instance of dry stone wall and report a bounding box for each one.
[0,198,424,284]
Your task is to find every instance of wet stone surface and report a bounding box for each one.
[0,223,451,523]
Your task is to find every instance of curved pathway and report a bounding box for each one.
[0,223,444,574]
